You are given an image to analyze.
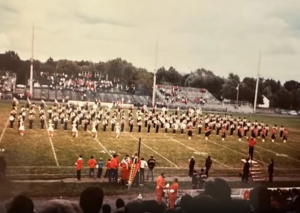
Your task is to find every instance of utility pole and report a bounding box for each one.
[253,52,261,113]
[29,24,34,97]
[152,40,158,108]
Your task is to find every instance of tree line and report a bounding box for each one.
[0,51,299,109]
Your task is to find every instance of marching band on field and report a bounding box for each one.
[8,99,288,143]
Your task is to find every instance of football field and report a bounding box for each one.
[0,102,300,178]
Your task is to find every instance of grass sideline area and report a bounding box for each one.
[0,102,300,179]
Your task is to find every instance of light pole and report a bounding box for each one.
[152,71,157,107]
[152,40,158,108]
[236,83,240,105]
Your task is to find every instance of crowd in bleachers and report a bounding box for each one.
[157,85,187,104]
[0,71,16,99]
[3,178,300,213]
[39,72,136,94]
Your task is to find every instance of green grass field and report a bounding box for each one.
[0,102,300,178]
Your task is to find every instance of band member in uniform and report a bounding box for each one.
[19,121,25,136]
[155,120,160,133]
[28,114,34,129]
[40,114,45,129]
[238,126,243,141]
[111,117,116,131]
[72,123,78,137]
[48,108,52,119]
[283,129,288,143]
[103,119,107,131]
[53,115,58,130]
[198,121,202,134]
[188,125,193,140]
[205,126,211,140]
[147,120,151,133]
[84,118,89,131]
[48,121,54,137]
[261,127,266,142]
[129,119,134,132]
[137,120,142,133]
[116,123,121,139]
[90,123,97,138]
[163,122,168,133]
[9,114,15,128]
[279,125,284,137]
[121,119,125,132]
[172,122,178,134]
[220,126,226,141]
[271,127,277,142]
[63,115,69,130]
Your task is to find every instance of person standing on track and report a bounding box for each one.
[147,156,156,181]
[247,136,256,160]
[156,172,167,204]
[188,156,195,177]
[168,178,179,208]
[205,156,212,177]
[88,156,97,179]
[241,158,250,183]
[268,159,274,182]
[75,155,83,181]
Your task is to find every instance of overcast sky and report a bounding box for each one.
[0,0,300,82]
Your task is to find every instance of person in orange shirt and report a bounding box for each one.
[75,155,83,181]
[88,156,97,179]
[109,155,118,183]
[104,158,111,179]
[168,178,179,208]
[156,172,166,203]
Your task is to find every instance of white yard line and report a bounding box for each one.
[124,131,178,168]
[240,140,300,164]
[44,120,60,166]
[163,134,229,168]
[0,117,9,143]
[87,130,113,158]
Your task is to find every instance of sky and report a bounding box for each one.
[0,0,300,82]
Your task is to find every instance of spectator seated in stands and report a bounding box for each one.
[102,204,112,213]
[6,195,35,213]
[80,186,104,213]
[115,198,125,213]
[38,199,83,213]
[249,185,283,213]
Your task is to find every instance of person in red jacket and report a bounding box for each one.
[248,137,256,160]
[156,172,167,203]
[104,158,111,179]
[88,156,97,179]
[168,178,179,208]
[109,155,118,183]
[75,155,83,181]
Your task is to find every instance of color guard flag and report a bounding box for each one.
[54,99,60,106]
[42,100,48,107]
[27,98,31,105]
[13,97,19,105]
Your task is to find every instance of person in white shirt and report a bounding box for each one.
[139,157,148,183]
